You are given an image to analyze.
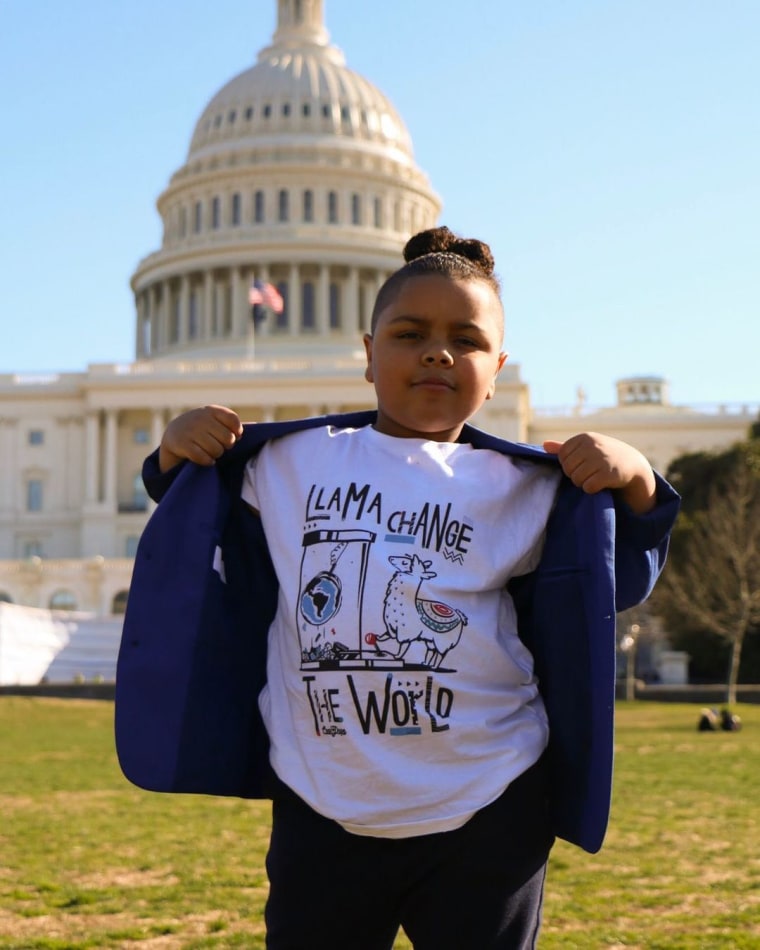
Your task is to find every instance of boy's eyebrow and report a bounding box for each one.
[386,315,486,331]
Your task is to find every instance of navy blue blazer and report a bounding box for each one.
[115,411,679,853]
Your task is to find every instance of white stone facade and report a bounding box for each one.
[0,1,756,617]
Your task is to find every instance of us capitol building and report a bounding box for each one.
[0,0,755,617]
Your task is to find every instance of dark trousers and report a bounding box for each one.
[265,757,554,950]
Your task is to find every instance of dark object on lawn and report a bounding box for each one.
[697,708,719,732]
[720,708,742,732]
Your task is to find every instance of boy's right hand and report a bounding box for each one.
[159,405,244,473]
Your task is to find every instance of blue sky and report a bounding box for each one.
[1,0,757,410]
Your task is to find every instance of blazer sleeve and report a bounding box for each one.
[613,471,680,611]
[142,448,186,503]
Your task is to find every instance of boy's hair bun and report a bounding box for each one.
[403,226,495,279]
[370,225,503,333]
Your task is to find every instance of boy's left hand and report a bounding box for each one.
[543,432,657,514]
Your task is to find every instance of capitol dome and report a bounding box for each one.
[131,0,441,364]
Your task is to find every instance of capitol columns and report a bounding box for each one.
[288,264,300,335]
[104,410,118,511]
[318,264,330,335]
[179,274,190,344]
[346,267,359,335]
[231,265,246,339]
[84,411,100,505]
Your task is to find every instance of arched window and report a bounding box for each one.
[278,189,289,222]
[49,590,77,612]
[373,197,383,228]
[194,201,202,233]
[303,189,314,222]
[112,590,129,615]
[231,192,241,226]
[302,281,315,329]
[254,190,265,223]
[211,196,221,229]
[26,478,43,512]
[351,193,361,225]
[328,191,338,224]
[329,283,341,329]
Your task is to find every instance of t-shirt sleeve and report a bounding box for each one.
[509,465,562,577]
[240,453,261,510]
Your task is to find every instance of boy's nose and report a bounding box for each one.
[423,347,453,366]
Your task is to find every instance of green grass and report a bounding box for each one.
[1,698,758,948]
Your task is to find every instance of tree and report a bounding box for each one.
[653,448,760,704]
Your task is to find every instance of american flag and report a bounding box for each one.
[248,279,284,314]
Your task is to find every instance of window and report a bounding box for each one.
[211,196,221,229]
[133,428,149,444]
[228,109,236,124]
[351,193,361,225]
[188,291,199,338]
[275,282,288,330]
[302,282,315,330]
[49,590,77,611]
[328,191,338,224]
[263,104,272,118]
[23,540,43,558]
[374,197,383,228]
[26,479,43,512]
[302,103,311,117]
[278,189,289,222]
[132,473,148,511]
[0,591,12,604]
[112,590,129,614]
[179,206,187,237]
[28,429,44,446]
[282,103,291,117]
[169,295,180,343]
[125,536,140,558]
[303,190,314,222]
[194,201,202,233]
[231,192,241,226]
[245,106,253,120]
[329,283,341,329]
[254,190,265,223]
[322,104,331,118]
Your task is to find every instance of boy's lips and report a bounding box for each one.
[412,375,455,390]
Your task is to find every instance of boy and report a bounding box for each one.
[116,227,679,948]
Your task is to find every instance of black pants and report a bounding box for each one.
[265,757,554,950]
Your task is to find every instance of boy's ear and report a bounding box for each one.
[486,351,509,400]
[363,333,374,383]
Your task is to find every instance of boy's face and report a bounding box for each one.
[363,274,508,442]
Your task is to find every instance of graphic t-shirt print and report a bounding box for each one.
[298,479,471,673]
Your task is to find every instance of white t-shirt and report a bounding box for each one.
[241,425,561,837]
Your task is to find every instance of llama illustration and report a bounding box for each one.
[378,553,468,668]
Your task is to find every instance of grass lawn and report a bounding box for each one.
[1,698,758,949]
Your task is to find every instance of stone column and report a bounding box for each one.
[179,274,190,344]
[84,411,101,504]
[204,271,214,338]
[257,264,271,337]
[103,410,118,511]
[0,417,17,512]
[317,264,330,336]
[346,267,359,335]
[288,263,300,335]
